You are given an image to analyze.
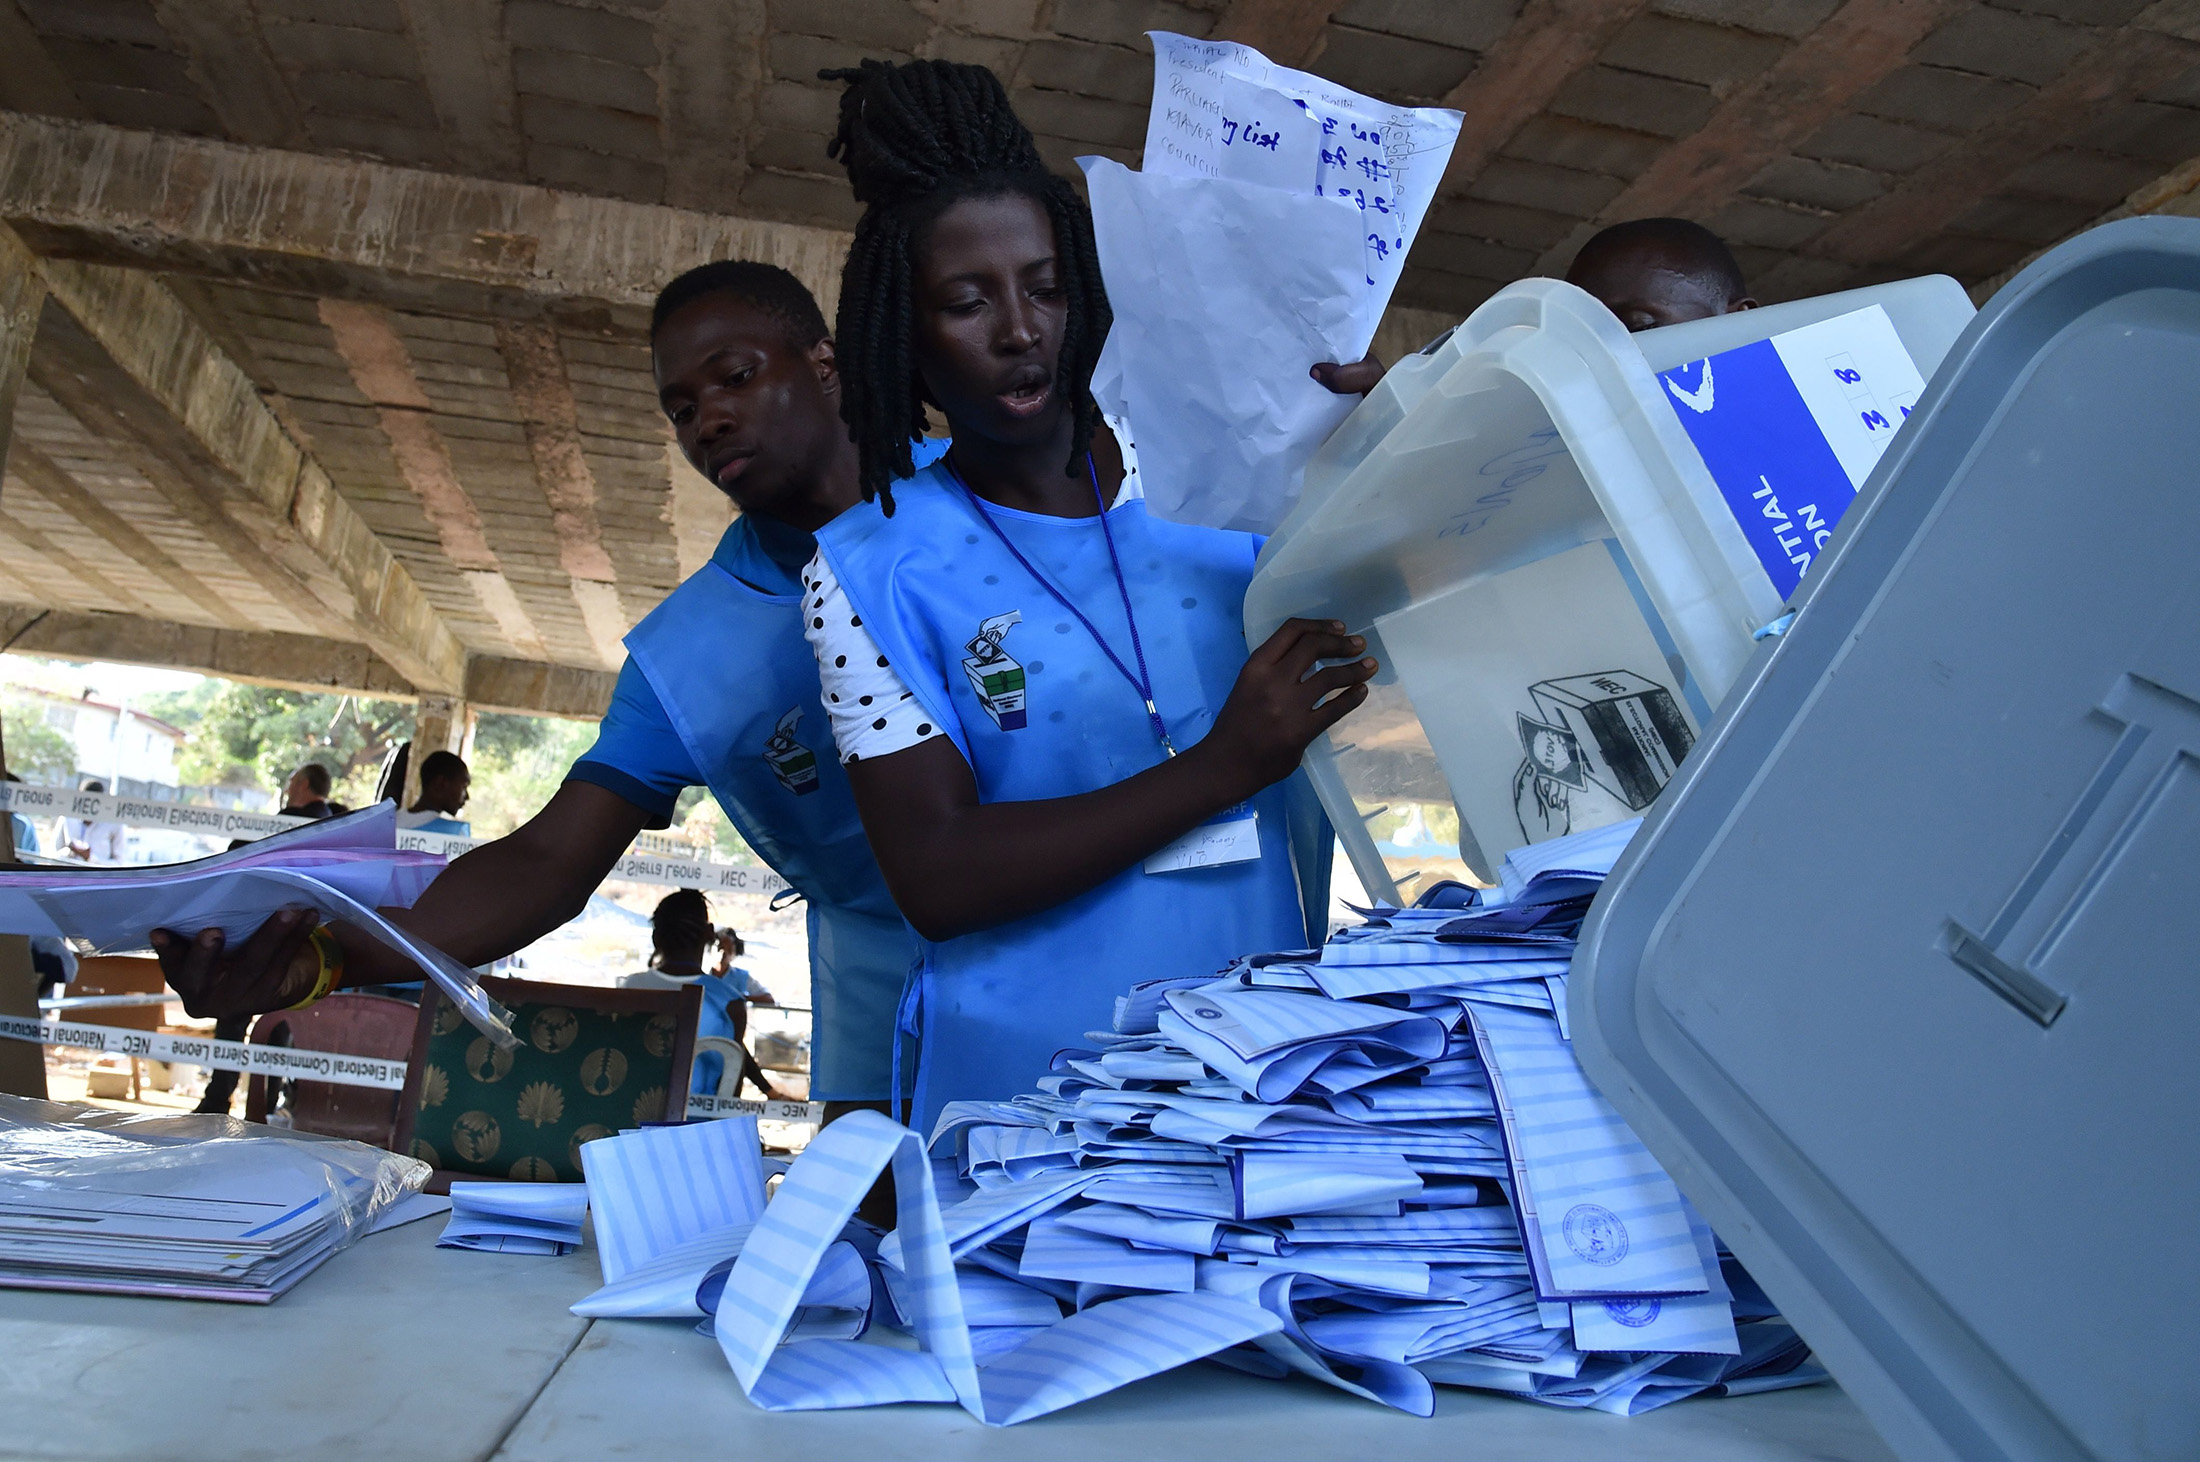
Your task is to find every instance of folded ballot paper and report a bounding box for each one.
[439,1182,587,1256]
[1084,33,1462,535]
[0,802,516,1047]
[572,820,1826,1424]
[0,1095,425,1302]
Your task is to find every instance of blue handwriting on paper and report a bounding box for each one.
[1221,116,1283,150]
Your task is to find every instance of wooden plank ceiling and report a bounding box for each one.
[0,0,2192,709]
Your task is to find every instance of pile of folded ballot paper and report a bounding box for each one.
[0,1097,424,1303]
[911,818,1826,1416]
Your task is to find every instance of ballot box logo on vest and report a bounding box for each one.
[1513,671,1694,841]
[963,610,1028,731]
[763,706,822,795]
[1657,305,1926,601]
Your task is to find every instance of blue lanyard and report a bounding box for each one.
[945,450,1178,757]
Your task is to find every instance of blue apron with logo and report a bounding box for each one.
[817,462,1317,1134]
[626,515,916,1104]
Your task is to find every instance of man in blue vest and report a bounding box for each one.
[152,262,931,1119]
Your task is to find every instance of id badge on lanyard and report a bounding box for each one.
[1144,802,1262,874]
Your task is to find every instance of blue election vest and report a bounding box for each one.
[626,513,919,1104]
[817,462,1314,1134]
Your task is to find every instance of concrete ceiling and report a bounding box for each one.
[0,0,2194,714]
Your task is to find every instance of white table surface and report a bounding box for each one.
[0,1216,600,1462]
[0,1219,1900,1462]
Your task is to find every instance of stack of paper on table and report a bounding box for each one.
[0,803,514,1045]
[0,1098,426,1303]
[439,1182,586,1256]
[574,821,1826,1425]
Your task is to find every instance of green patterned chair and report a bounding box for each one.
[393,975,701,1191]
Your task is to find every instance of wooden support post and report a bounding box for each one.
[0,225,47,1098]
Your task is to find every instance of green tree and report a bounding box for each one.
[0,697,77,783]
[462,713,597,840]
[141,682,410,807]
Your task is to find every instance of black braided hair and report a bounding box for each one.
[821,58,1112,514]
[649,887,712,967]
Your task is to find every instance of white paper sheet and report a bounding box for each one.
[1083,32,1462,536]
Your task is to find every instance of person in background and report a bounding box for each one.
[624,888,785,1102]
[1564,217,1759,333]
[279,763,337,820]
[59,777,125,863]
[395,750,472,836]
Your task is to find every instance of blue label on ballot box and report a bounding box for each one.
[1658,305,1926,600]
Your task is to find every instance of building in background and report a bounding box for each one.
[11,688,182,788]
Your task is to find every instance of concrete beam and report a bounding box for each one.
[0,112,851,320]
[1805,29,2200,267]
[494,319,631,667]
[1434,0,1655,198]
[0,604,415,700]
[658,0,766,214]
[0,8,86,122]
[1212,1,1340,67]
[31,249,470,693]
[465,654,617,721]
[398,0,524,177]
[151,0,309,150]
[0,606,614,719]
[1533,0,1968,275]
[315,297,551,658]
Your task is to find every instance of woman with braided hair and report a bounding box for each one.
[801,58,1383,1131]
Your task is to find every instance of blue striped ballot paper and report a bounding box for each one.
[1658,305,1925,599]
[438,1182,585,1256]
[570,821,1824,1422]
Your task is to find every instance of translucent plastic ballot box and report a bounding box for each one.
[1572,216,2200,1462]
[1245,270,1974,899]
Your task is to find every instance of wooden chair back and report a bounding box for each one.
[66,956,167,1034]
[393,976,700,1193]
[244,994,420,1147]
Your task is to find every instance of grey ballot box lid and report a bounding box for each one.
[1571,213,2200,1462]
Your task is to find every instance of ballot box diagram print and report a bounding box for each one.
[1376,542,1704,860]
[1658,305,1925,600]
[1518,672,1695,814]
[964,611,1028,731]
[762,707,821,796]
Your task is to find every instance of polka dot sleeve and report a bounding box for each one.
[802,550,948,766]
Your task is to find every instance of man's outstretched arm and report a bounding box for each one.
[154,781,652,1018]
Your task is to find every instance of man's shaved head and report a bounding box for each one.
[1565,218,1757,333]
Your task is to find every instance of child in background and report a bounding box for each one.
[1565,217,1759,332]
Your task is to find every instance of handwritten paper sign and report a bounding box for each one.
[1088,33,1462,536]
